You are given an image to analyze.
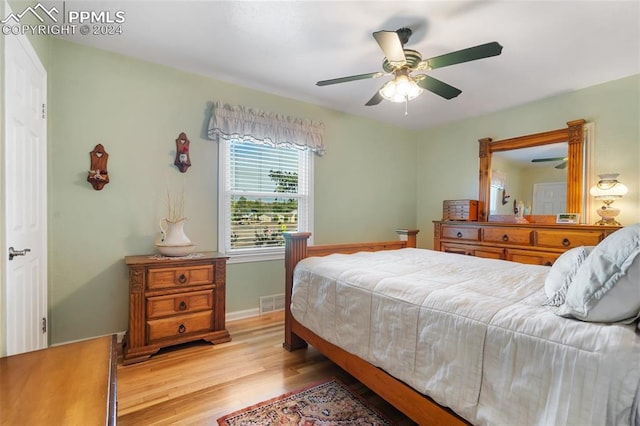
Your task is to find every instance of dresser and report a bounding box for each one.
[123,252,230,365]
[0,335,117,425]
[433,221,620,266]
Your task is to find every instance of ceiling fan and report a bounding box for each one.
[316,27,503,107]
[531,157,568,169]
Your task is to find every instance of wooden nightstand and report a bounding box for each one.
[123,252,230,365]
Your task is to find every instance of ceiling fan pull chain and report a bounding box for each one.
[405,96,409,116]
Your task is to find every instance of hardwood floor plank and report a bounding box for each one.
[117,311,415,425]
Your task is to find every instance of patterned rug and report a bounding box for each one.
[217,377,393,425]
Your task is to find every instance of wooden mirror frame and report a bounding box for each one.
[478,119,586,222]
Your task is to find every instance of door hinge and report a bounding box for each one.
[42,103,46,119]
[41,317,47,333]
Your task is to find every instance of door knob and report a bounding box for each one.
[8,247,31,261]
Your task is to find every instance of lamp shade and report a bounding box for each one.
[379,74,423,103]
[590,173,628,200]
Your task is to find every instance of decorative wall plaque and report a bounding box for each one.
[174,132,191,173]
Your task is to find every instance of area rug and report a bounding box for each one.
[217,377,393,425]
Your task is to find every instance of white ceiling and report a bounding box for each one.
[46,0,640,130]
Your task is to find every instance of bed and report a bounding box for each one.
[283,227,640,425]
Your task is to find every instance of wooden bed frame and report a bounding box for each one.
[283,229,470,425]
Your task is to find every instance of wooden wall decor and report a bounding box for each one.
[87,144,109,190]
[174,132,191,173]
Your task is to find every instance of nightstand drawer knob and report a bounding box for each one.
[456,232,463,238]
[562,238,571,247]
[179,301,187,311]
[502,234,509,242]
[178,324,186,334]
[178,274,187,284]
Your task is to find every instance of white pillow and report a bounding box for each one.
[556,223,640,323]
[544,246,594,302]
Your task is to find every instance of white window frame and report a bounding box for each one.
[218,140,314,264]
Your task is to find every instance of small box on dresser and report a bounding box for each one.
[443,199,479,221]
[123,251,230,365]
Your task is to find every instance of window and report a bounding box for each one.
[219,140,313,262]
[209,101,323,262]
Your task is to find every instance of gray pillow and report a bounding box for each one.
[543,246,594,305]
[556,223,640,323]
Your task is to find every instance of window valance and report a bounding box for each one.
[207,101,325,156]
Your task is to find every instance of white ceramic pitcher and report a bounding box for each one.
[159,218,192,245]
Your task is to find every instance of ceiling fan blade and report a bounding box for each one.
[555,161,568,170]
[373,30,406,66]
[416,75,462,99]
[423,42,503,70]
[365,91,384,106]
[531,157,566,163]
[316,72,383,86]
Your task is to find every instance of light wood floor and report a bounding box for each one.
[117,311,415,425]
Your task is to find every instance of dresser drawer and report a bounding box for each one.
[535,229,604,249]
[483,227,533,245]
[146,290,214,319]
[441,226,480,241]
[147,265,214,290]
[147,310,213,342]
[507,249,561,266]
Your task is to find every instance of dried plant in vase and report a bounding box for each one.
[157,187,194,256]
[165,188,185,223]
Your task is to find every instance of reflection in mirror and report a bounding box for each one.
[490,143,568,215]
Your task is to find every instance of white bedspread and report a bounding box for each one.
[291,248,640,426]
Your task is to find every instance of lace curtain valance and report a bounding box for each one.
[207,101,325,156]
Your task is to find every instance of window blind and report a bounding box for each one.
[220,139,311,259]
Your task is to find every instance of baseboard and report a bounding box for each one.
[50,310,268,348]
[226,308,260,322]
[50,331,127,347]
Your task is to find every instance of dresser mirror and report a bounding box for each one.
[478,119,586,222]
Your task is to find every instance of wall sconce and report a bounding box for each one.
[589,173,628,226]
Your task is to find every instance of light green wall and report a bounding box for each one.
[417,74,640,248]
[47,38,417,344]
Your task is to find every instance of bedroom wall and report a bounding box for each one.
[46,38,417,344]
[416,74,640,248]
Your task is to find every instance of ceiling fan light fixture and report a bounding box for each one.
[379,73,423,103]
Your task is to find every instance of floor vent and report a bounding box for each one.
[260,293,285,314]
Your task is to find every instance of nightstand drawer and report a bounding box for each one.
[147,310,213,342]
[147,290,214,319]
[483,228,532,245]
[536,230,603,249]
[147,265,214,290]
[441,225,480,241]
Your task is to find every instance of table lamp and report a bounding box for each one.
[589,173,628,225]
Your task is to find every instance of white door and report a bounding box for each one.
[532,182,566,215]
[3,23,48,355]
